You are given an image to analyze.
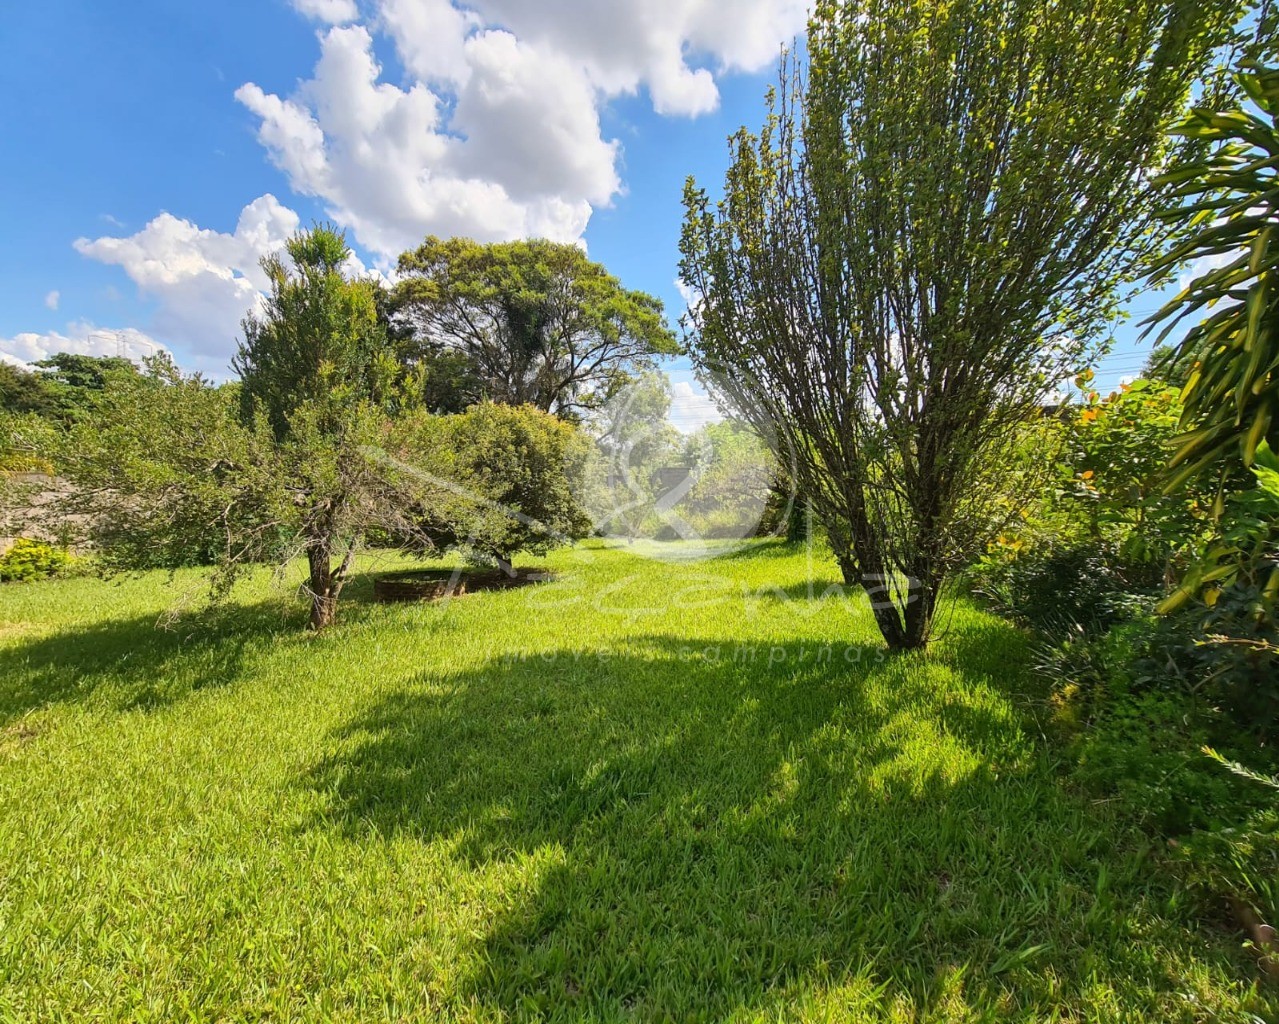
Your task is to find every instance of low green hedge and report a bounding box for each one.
[0,538,74,582]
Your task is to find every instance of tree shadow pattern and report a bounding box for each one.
[305,633,1261,1021]
[0,563,415,728]
[0,598,302,726]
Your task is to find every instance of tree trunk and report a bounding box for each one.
[867,594,910,650]
[307,545,339,630]
[837,546,936,650]
[900,578,937,650]
[786,497,810,543]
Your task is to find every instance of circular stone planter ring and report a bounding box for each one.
[373,567,554,603]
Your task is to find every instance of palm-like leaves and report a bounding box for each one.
[1148,62,1279,491]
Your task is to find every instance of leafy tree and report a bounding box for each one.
[396,402,592,570]
[0,354,143,423]
[1063,377,1208,572]
[1140,344,1190,388]
[414,347,487,415]
[577,374,779,545]
[1147,61,1279,491]
[235,228,397,440]
[34,353,139,394]
[680,0,1245,649]
[374,281,485,414]
[233,225,417,628]
[393,237,679,415]
[0,363,54,417]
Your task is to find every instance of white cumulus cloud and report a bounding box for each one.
[74,195,301,367]
[237,24,614,256]
[451,0,806,116]
[0,322,163,368]
[669,378,723,434]
[293,0,361,24]
[235,1,807,257]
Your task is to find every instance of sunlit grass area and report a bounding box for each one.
[0,541,1271,1022]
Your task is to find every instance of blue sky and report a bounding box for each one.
[1,0,1159,421]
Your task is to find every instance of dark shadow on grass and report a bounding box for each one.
[309,635,892,851]
[0,599,304,724]
[930,615,1035,684]
[302,633,1261,1020]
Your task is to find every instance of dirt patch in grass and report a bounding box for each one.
[0,718,43,756]
[0,621,37,641]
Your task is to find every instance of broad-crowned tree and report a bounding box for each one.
[372,281,485,415]
[0,364,54,417]
[394,402,592,570]
[680,0,1246,649]
[393,237,679,416]
[0,354,143,423]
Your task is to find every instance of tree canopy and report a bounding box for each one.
[680,0,1247,649]
[393,237,679,416]
[1,354,144,423]
[0,363,52,418]
[11,229,595,630]
[235,226,398,442]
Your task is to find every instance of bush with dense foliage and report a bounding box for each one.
[972,388,1277,722]
[971,369,1279,963]
[395,402,592,568]
[957,43,1279,979]
[0,539,73,583]
[1064,377,1207,570]
[972,543,1160,637]
[969,378,1206,632]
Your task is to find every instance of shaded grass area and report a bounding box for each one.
[0,542,1271,1021]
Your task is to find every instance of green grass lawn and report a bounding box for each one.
[0,541,1271,1022]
